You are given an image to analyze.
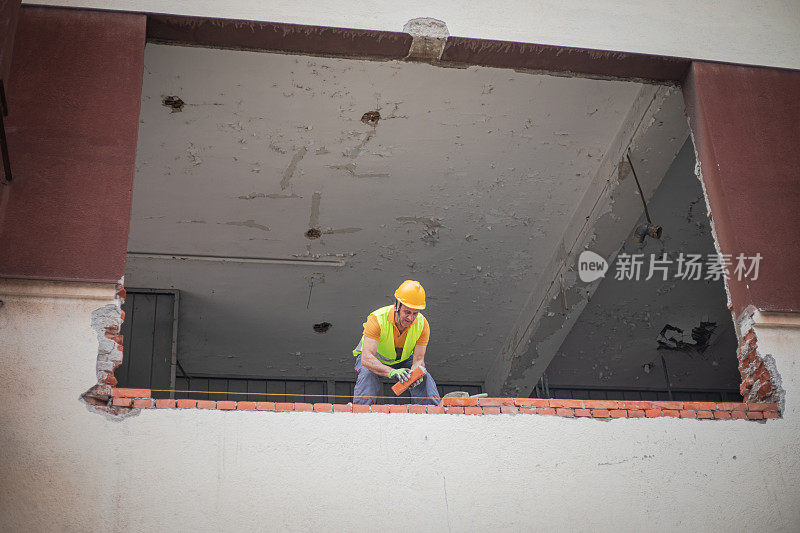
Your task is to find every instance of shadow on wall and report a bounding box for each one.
[544,138,739,394]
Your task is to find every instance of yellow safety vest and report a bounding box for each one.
[352,305,426,365]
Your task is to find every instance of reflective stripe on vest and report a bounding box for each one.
[352,305,425,365]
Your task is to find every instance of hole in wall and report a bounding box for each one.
[162,95,185,112]
[361,111,380,126]
[305,228,321,239]
[313,322,332,334]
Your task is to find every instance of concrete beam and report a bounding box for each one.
[485,86,690,396]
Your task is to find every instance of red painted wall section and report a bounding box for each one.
[683,62,800,316]
[0,7,145,283]
[0,0,21,82]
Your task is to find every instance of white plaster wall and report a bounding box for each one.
[1,281,799,532]
[25,0,800,71]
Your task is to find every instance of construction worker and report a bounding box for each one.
[352,280,440,405]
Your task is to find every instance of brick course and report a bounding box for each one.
[108,390,780,420]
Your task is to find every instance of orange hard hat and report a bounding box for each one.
[394,280,426,310]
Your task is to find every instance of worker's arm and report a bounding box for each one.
[359,336,394,378]
[411,344,427,372]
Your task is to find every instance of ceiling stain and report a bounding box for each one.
[279,147,307,190]
[237,192,302,200]
[223,220,269,231]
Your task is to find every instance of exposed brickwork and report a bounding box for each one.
[82,283,127,415]
[108,389,781,421]
[737,328,778,403]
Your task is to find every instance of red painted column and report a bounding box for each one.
[0,7,145,283]
[683,62,800,318]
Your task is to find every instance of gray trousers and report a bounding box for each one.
[353,354,441,406]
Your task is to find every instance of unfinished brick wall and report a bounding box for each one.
[110,388,780,421]
[738,328,778,404]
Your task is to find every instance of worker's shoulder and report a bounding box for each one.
[419,313,430,329]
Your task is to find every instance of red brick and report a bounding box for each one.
[483,406,501,414]
[500,406,519,414]
[311,403,332,412]
[756,382,772,399]
[514,398,549,407]
[409,405,426,414]
[113,388,151,398]
[112,397,132,407]
[333,404,352,412]
[478,398,514,407]
[764,411,779,419]
[446,406,465,414]
[716,402,747,411]
[237,401,255,411]
[714,411,731,419]
[256,402,276,411]
[275,402,293,411]
[684,401,716,411]
[391,367,425,395]
[651,401,683,410]
[757,370,771,382]
[742,330,756,344]
[370,405,391,413]
[748,402,778,411]
[592,409,610,418]
[389,405,408,413]
[352,404,370,413]
[662,409,679,418]
[617,401,651,410]
[746,412,764,420]
[176,399,196,409]
[427,405,446,414]
[104,332,123,343]
[609,409,627,418]
[679,410,697,418]
[628,409,645,418]
[538,408,556,416]
[155,399,175,409]
[294,402,313,412]
[465,406,483,415]
[217,401,236,410]
[574,408,591,417]
[645,409,663,417]
[132,398,152,408]
[697,410,713,419]
[553,407,572,417]
[740,382,751,396]
[549,399,583,409]
[519,407,537,414]
[731,410,747,419]
[441,397,479,407]
[197,400,216,409]
[584,400,618,409]
[99,373,118,386]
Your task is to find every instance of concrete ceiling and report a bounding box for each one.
[126,43,663,384]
